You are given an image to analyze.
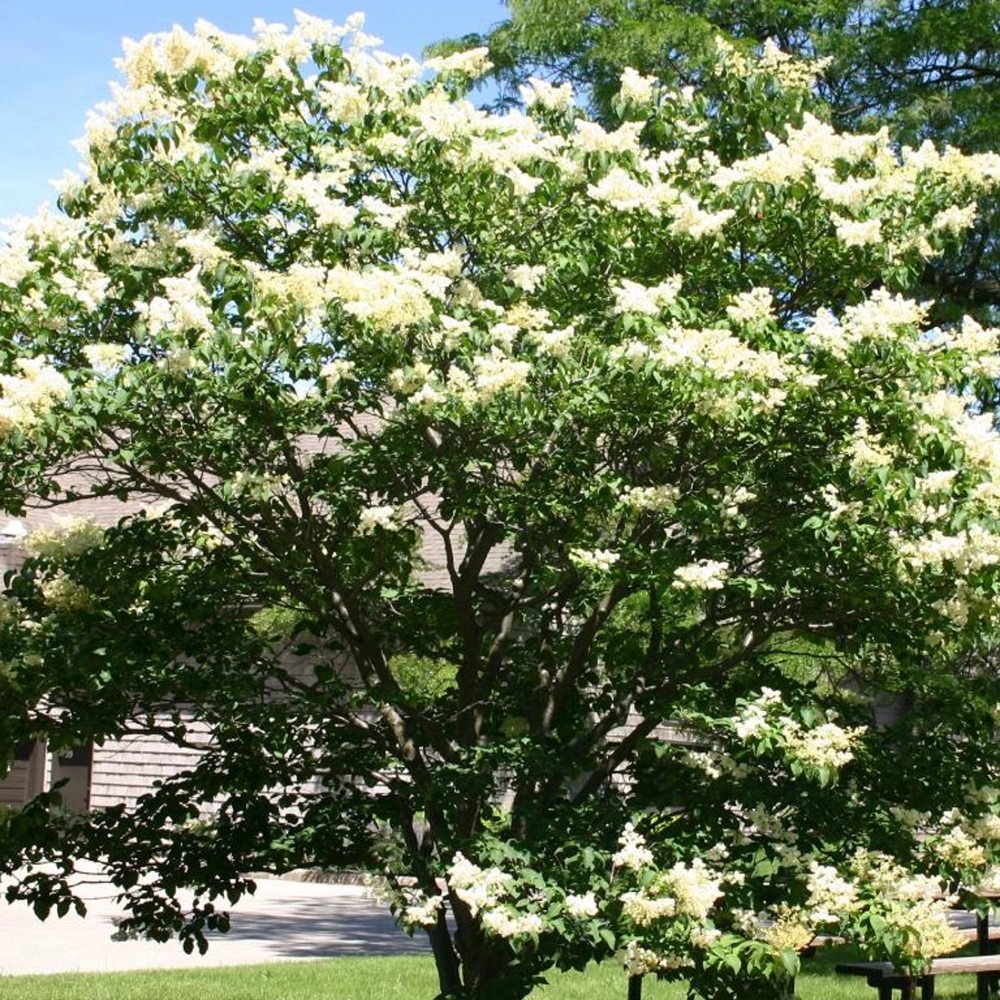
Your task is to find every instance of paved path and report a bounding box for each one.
[0,875,427,976]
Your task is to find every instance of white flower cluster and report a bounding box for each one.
[612,823,655,871]
[319,359,356,388]
[572,120,644,156]
[530,325,576,358]
[564,891,598,919]
[25,518,104,561]
[890,806,931,830]
[660,858,724,920]
[708,105,1000,269]
[732,687,784,739]
[730,691,866,772]
[758,38,831,91]
[739,803,800,850]
[0,594,23,628]
[832,214,883,247]
[725,287,774,325]
[424,47,492,78]
[805,291,931,362]
[850,851,945,903]
[83,343,127,375]
[672,559,730,591]
[230,470,289,502]
[848,850,967,962]
[898,523,1000,578]
[690,925,723,948]
[569,547,621,573]
[447,852,513,918]
[843,290,930,340]
[966,782,1000,807]
[622,484,680,511]
[618,67,658,106]
[447,853,543,940]
[921,392,1000,482]
[317,80,368,124]
[722,485,756,517]
[755,905,817,952]
[847,417,895,471]
[623,939,689,976]
[804,861,859,924]
[669,193,735,238]
[470,351,533,403]
[611,276,683,315]
[813,170,879,210]
[138,266,215,338]
[40,572,92,612]
[481,909,544,938]
[408,345,535,409]
[680,748,748,780]
[979,866,1000,893]
[327,264,435,332]
[587,166,676,215]
[401,893,445,929]
[613,323,793,403]
[0,209,82,289]
[357,505,400,536]
[933,202,977,234]
[620,889,676,925]
[119,10,374,89]
[916,469,958,497]
[935,316,1000,378]
[932,824,987,869]
[784,720,867,771]
[506,263,546,292]
[0,358,70,436]
[519,77,575,112]
[922,808,999,871]
[282,170,357,230]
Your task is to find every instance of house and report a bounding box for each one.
[0,494,214,812]
[0,456,899,816]
[0,460,465,813]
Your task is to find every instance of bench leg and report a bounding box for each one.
[920,974,935,999]
[981,912,994,1000]
[878,984,892,1000]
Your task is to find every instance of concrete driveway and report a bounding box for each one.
[0,875,427,976]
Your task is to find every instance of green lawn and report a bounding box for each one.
[0,949,986,999]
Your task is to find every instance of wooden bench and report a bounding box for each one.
[836,955,1000,999]
[955,924,1000,944]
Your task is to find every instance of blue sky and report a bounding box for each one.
[0,2,506,222]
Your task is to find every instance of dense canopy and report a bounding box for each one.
[2,11,1000,999]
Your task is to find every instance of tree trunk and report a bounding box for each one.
[451,916,536,999]
[428,911,463,998]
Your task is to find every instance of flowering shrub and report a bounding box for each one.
[2,10,1000,999]
[386,688,1000,996]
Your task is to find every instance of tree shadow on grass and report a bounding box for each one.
[211,893,429,959]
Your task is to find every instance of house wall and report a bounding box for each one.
[49,745,92,812]
[0,458,515,814]
[0,741,47,807]
[88,722,213,811]
[88,650,345,812]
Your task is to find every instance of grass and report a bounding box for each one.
[0,948,987,999]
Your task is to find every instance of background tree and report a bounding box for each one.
[2,12,1000,1000]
